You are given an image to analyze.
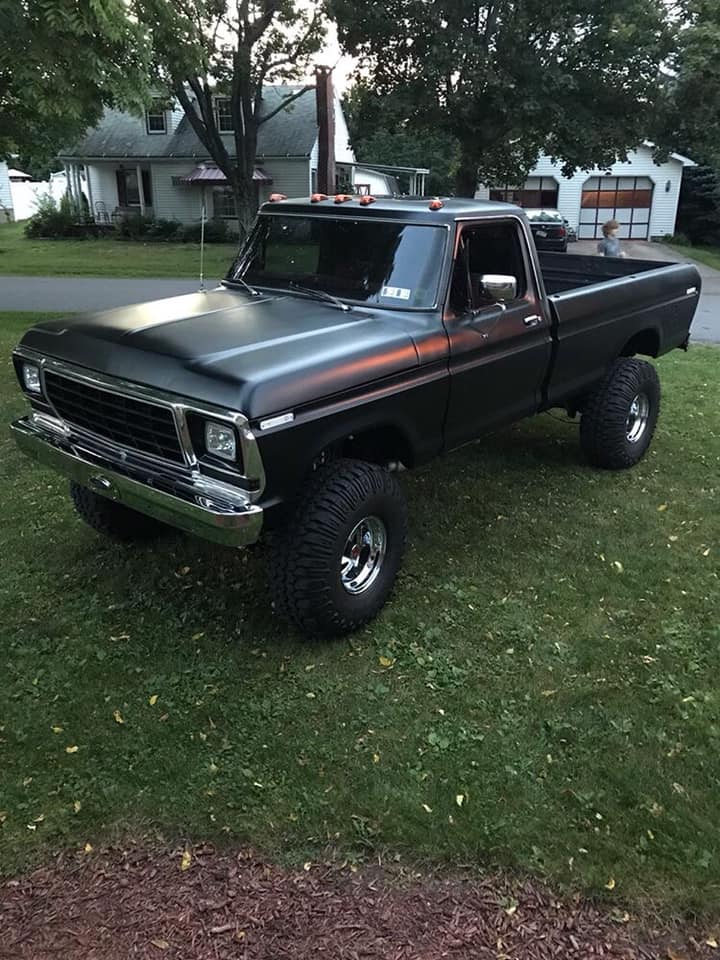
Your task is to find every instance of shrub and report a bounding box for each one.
[174,219,234,243]
[24,194,90,239]
[113,213,155,241]
[145,218,183,241]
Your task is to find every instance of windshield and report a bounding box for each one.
[231,214,447,309]
[526,209,563,222]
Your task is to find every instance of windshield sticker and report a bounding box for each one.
[381,286,411,300]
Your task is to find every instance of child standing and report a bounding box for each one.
[597,219,627,258]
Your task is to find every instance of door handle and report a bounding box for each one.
[523,314,542,327]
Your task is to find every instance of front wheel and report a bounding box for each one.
[70,482,167,542]
[270,459,408,636]
[580,358,661,469]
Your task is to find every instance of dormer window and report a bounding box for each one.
[146,100,167,134]
[215,98,233,133]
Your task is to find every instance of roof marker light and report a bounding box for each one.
[428,197,444,210]
[359,195,376,205]
[311,193,328,202]
[334,194,353,203]
[269,193,287,202]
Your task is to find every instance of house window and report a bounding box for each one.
[116,169,153,208]
[146,100,167,134]
[213,187,236,219]
[490,177,559,209]
[215,98,233,133]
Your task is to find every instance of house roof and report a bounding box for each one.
[60,86,319,161]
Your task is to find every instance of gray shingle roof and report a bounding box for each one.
[61,86,318,160]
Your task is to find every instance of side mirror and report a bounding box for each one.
[480,274,517,303]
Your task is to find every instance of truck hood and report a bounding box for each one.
[20,287,421,419]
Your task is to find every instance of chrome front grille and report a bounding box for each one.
[44,371,184,464]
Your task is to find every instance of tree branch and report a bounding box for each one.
[257,83,313,126]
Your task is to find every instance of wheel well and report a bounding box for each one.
[621,329,660,358]
[336,424,416,469]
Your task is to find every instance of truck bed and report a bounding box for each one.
[537,252,701,408]
[538,251,673,295]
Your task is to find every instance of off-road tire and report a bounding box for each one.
[580,358,661,469]
[70,482,166,542]
[270,458,408,636]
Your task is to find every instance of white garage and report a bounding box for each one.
[478,143,694,241]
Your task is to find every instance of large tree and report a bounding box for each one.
[135,0,326,233]
[331,0,672,196]
[344,86,460,195]
[656,0,720,168]
[0,0,150,165]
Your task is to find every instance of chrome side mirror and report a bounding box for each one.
[481,274,517,302]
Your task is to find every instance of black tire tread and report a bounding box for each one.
[70,482,166,542]
[271,458,407,636]
[580,358,660,469]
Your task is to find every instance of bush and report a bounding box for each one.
[113,213,155,241]
[174,219,234,244]
[145,218,183,241]
[24,194,91,239]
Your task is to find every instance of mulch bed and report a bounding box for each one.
[0,845,712,959]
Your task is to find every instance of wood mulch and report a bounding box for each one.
[0,845,712,959]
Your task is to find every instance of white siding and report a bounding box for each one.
[261,158,312,200]
[86,164,118,218]
[150,162,205,223]
[334,96,354,162]
[479,145,690,238]
[0,161,14,221]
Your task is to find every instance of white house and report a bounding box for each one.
[477,144,694,240]
[59,75,427,229]
[0,161,13,222]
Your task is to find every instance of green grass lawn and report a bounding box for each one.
[1,311,719,917]
[667,242,720,272]
[0,221,238,279]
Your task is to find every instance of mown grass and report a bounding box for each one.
[667,242,720,273]
[1,311,719,916]
[0,221,238,279]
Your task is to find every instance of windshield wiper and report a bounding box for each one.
[221,278,261,296]
[288,282,350,312]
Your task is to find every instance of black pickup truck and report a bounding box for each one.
[11,197,701,635]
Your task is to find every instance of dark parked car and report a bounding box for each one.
[11,196,700,636]
[526,208,569,252]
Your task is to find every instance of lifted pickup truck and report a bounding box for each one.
[11,197,700,635]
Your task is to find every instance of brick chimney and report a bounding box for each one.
[315,65,336,195]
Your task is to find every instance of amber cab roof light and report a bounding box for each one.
[428,197,444,210]
[359,195,376,206]
[334,194,353,203]
[311,193,329,202]
[268,193,287,202]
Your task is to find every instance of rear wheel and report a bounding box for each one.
[270,458,408,636]
[70,482,167,541]
[580,358,660,469]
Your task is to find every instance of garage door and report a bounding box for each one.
[578,176,654,240]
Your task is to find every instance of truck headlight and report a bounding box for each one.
[23,363,42,394]
[205,421,237,461]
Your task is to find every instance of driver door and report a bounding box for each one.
[443,218,552,450]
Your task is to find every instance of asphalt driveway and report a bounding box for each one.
[569,239,720,343]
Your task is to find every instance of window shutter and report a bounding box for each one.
[142,170,153,208]
[116,170,127,207]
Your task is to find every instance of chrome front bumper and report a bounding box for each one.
[11,416,263,548]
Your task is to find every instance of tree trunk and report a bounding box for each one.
[455,149,480,198]
[229,173,257,239]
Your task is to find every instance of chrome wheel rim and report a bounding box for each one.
[340,516,387,595]
[626,393,650,443]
